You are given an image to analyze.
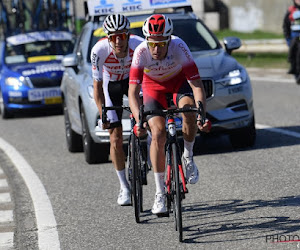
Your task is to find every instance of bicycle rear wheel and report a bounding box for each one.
[172,143,183,242]
[131,134,143,223]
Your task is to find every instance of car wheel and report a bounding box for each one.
[229,117,256,148]
[63,100,83,152]
[0,90,13,119]
[80,103,109,164]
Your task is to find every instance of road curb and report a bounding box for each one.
[0,166,15,250]
[247,67,296,83]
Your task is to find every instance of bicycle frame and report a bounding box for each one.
[139,101,205,242]
[165,116,188,196]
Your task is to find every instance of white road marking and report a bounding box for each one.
[0,210,13,223]
[256,124,300,139]
[0,138,60,250]
[0,179,8,188]
[0,193,11,203]
[0,121,297,250]
[0,232,14,248]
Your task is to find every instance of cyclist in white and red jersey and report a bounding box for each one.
[91,14,143,206]
[128,14,211,215]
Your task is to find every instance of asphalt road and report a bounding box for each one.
[1,69,300,249]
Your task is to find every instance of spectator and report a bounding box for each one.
[283,0,300,80]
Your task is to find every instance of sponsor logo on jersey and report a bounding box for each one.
[178,43,192,61]
[134,47,146,65]
[105,53,120,63]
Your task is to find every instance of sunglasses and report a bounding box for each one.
[108,32,129,42]
[147,40,169,48]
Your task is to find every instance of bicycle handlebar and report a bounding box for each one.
[138,105,144,129]
[197,101,206,126]
[101,104,131,124]
[139,101,206,126]
[101,101,206,127]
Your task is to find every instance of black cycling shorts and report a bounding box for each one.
[106,78,129,128]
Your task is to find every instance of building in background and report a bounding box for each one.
[1,0,291,34]
[222,0,289,33]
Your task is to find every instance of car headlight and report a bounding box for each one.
[5,77,22,89]
[5,76,31,89]
[216,69,247,86]
[87,85,94,99]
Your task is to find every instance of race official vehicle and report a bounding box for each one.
[0,30,74,118]
[61,9,256,164]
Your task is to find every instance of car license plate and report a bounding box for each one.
[28,87,61,102]
[228,86,243,94]
[44,96,62,104]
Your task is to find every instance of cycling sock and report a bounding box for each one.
[116,169,129,190]
[154,172,165,194]
[183,139,195,161]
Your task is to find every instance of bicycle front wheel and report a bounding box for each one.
[131,134,143,223]
[172,143,183,242]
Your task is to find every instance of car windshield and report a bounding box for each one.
[88,18,219,62]
[5,40,74,65]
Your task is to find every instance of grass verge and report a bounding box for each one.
[213,30,288,69]
[231,52,289,69]
[214,29,284,40]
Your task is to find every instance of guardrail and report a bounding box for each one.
[235,39,288,54]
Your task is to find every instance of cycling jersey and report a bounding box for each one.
[283,5,300,45]
[129,35,200,111]
[91,34,143,125]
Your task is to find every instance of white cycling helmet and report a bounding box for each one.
[142,14,173,37]
[103,14,130,34]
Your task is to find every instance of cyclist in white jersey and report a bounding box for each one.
[91,14,143,206]
[129,14,211,215]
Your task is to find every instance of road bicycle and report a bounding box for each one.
[102,104,149,223]
[139,101,205,242]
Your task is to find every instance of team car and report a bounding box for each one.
[0,31,74,118]
[61,10,256,164]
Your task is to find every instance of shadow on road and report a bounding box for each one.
[182,196,300,244]
[2,107,63,119]
[68,124,300,165]
[193,125,300,157]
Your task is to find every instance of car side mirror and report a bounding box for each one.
[62,54,78,68]
[223,37,242,55]
[62,53,79,73]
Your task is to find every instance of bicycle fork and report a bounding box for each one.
[165,145,188,195]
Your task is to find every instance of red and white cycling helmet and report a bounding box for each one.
[103,14,130,34]
[142,14,173,37]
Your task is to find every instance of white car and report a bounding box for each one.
[61,11,256,164]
